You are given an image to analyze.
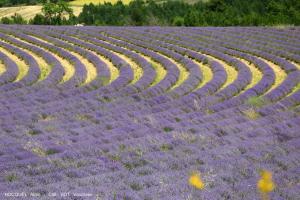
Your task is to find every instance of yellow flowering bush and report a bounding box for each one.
[257,170,275,200]
[189,172,204,190]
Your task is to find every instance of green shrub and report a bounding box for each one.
[246,96,267,108]
[163,126,174,132]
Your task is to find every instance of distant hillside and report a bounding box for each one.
[0,0,200,20]
[0,5,82,20]
[69,0,132,6]
[0,6,42,20]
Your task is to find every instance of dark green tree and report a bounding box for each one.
[30,13,46,24]
[41,0,73,24]
[184,10,198,26]
[129,0,147,25]
[1,16,11,24]
[0,13,27,24]
[172,16,184,26]
[11,13,27,24]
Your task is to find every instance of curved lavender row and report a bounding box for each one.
[110,33,226,101]
[59,34,134,95]
[0,41,40,90]
[0,32,64,87]
[0,35,71,101]
[197,49,251,99]
[149,27,297,105]
[162,41,274,99]
[210,55,276,111]
[98,31,207,98]
[84,28,223,104]
[74,26,276,115]
[259,90,300,116]
[170,27,300,72]
[0,27,284,126]
[21,27,258,122]
[21,27,300,114]
[179,51,227,97]
[151,28,298,103]
[264,71,300,102]
[1,25,292,95]
[144,61,300,128]
[0,27,296,125]
[0,27,296,121]
[132,43,201,97]
[33,32,111,89]
[142,28,298,113]
[117,29,253,103]
[29,34,110,95]
[24,34,87,89]
[0,55,133,125]
[0,52,18,85]
[0,30,70,104]
[43,28,155,94]
[26,31,111,88]
[29,30,227,121]
[190,49,277,112]
[104,30,204,98]
[43,26,160,93]
[77,37,199,105]
[78,29,180,94]
[168,58,201,98]
[35,26,157,98]
[76,29,180,97]
[83,27,288,119]
[219,43,299,102]
[0,28,103,107]
[0,30,134,115]
[3,25,88,88]
[185,27,300,70]
[52,29,155,92]
[42,28,135,96]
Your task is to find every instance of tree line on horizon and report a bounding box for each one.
[1,0,300,26]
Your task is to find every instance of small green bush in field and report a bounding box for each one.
[163,126,174,132]
[246,96,267,108]
[5,173,18,182]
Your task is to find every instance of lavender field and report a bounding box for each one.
[0,25,299,200]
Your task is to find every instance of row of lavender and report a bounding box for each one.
[0,25,299,200]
